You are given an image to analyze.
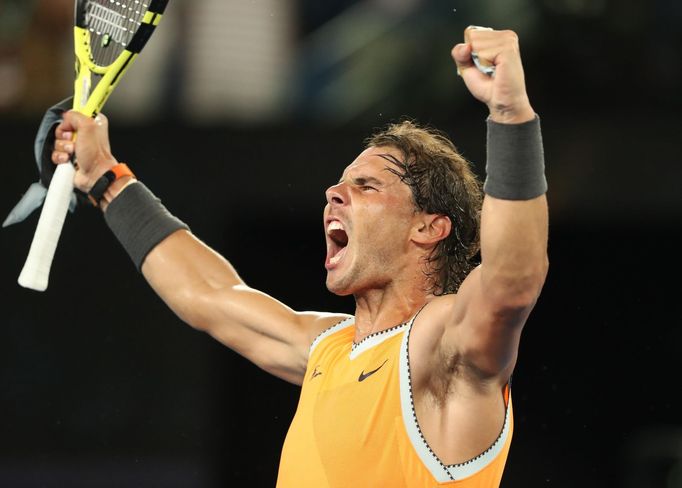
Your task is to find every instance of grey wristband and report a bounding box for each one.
[104,182,189,270]
[483,115,547,200]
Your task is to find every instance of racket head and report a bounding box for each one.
[72,0,169,113]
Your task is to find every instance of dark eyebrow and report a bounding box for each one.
[337,175,384,186]
[355,176,383,186]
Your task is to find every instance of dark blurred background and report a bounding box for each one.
[1,0,681,487]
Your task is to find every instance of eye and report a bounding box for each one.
[360,185,377,192]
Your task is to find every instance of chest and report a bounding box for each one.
[298,329,405,445]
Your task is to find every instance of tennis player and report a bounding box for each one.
[51,28,548,487]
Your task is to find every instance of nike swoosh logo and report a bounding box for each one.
[311,366,322,379]
[358,360,388,382]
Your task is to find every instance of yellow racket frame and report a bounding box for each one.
[73,9,163,116]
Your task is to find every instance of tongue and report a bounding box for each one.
[329,246,347,265]
[329,229,348,247]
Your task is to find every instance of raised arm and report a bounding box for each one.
[51,112,347,385]
[442,28,549,383]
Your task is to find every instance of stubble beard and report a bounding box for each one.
[326,248,393,297]
[326,261,359,296]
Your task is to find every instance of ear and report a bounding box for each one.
[411,214,451,246]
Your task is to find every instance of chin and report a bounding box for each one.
[325,275,355,297]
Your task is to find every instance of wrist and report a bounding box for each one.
[484,115,547,200]
[101,176,136,212]
[85,158,119,188]
[488,98,535,125]
[88,163,136,209]
[104,182,190,270]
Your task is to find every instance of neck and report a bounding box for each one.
[352,280,430,342]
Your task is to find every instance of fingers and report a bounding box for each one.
[61,110,102,130]
[52,122,75,165]
[52,109,118,191]
[55,111,108,140]
[452,26,508,79]
[452,42,490,85]
[54,111,81,159]
[452,43,473,73]
[453,26,533,123]
[463,27,520,70]
[55,110,84,140]
[52,111,111,166]
[51,138,75,164]
[55,126,73,141]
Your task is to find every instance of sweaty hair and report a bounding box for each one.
[365,119,483,295]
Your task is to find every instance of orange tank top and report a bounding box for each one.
[276,315,513,487]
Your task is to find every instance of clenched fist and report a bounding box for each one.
[452,27,535,124]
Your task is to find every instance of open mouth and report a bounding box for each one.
[326,220,349,267]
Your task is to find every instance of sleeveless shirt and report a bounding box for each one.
[276,315,513,487]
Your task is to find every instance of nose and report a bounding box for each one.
[325,183,346,206]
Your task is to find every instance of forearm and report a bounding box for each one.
[141,229,246,327]
[103,181,244,328]
[479,116,549,306]
[101,181,322,348]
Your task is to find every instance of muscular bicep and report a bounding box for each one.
[142,230,348,385]
[193,285,347,384]
[441,266,536,382]
[440,195,548,382]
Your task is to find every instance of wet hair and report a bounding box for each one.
[365,119,482,295]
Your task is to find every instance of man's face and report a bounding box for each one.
[323,146,418,296]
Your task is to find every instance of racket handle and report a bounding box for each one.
[18,163,76,291]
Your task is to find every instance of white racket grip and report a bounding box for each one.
[18,163,76,291]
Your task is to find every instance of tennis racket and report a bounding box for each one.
[18,0,169,291]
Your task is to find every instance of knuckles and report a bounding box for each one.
[466,28,520,50]
[501,30,520,54]
[499,30,519,44]
[94,113,108,128]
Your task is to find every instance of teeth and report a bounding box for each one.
[329,246,346,265]
[327,220,344,233]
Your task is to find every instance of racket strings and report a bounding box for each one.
[85,0,150,66]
